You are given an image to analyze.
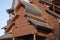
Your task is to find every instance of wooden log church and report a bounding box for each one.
[0,0,60,40]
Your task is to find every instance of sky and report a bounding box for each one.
[0,0,13,36]
[0,0,29,36]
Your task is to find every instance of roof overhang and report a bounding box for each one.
[2,26,7,29]
[0,33,12,39]
[20,0,42,16]
[27,17,53,29]
[6,8,14,14]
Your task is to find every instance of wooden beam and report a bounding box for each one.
[13,37,15,40]
[37,32,48,37]
[33,33,36,40]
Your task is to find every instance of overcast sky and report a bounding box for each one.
[0,0,29,36]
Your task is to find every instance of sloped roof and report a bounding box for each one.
[2,26,8,29]
[27,17,53,29]
[12,0,18,9]
[20,0,42,16]
[0,33,12,39]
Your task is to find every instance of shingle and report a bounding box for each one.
[27,17,53,29]
[20,1,42,16]
[0,33,12,39]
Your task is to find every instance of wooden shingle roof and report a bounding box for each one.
[0,33,12,39]
[20,0,42,16]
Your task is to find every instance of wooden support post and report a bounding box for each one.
[13,38,15,40]
[33,33,36,40]
[53,4,55,12]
